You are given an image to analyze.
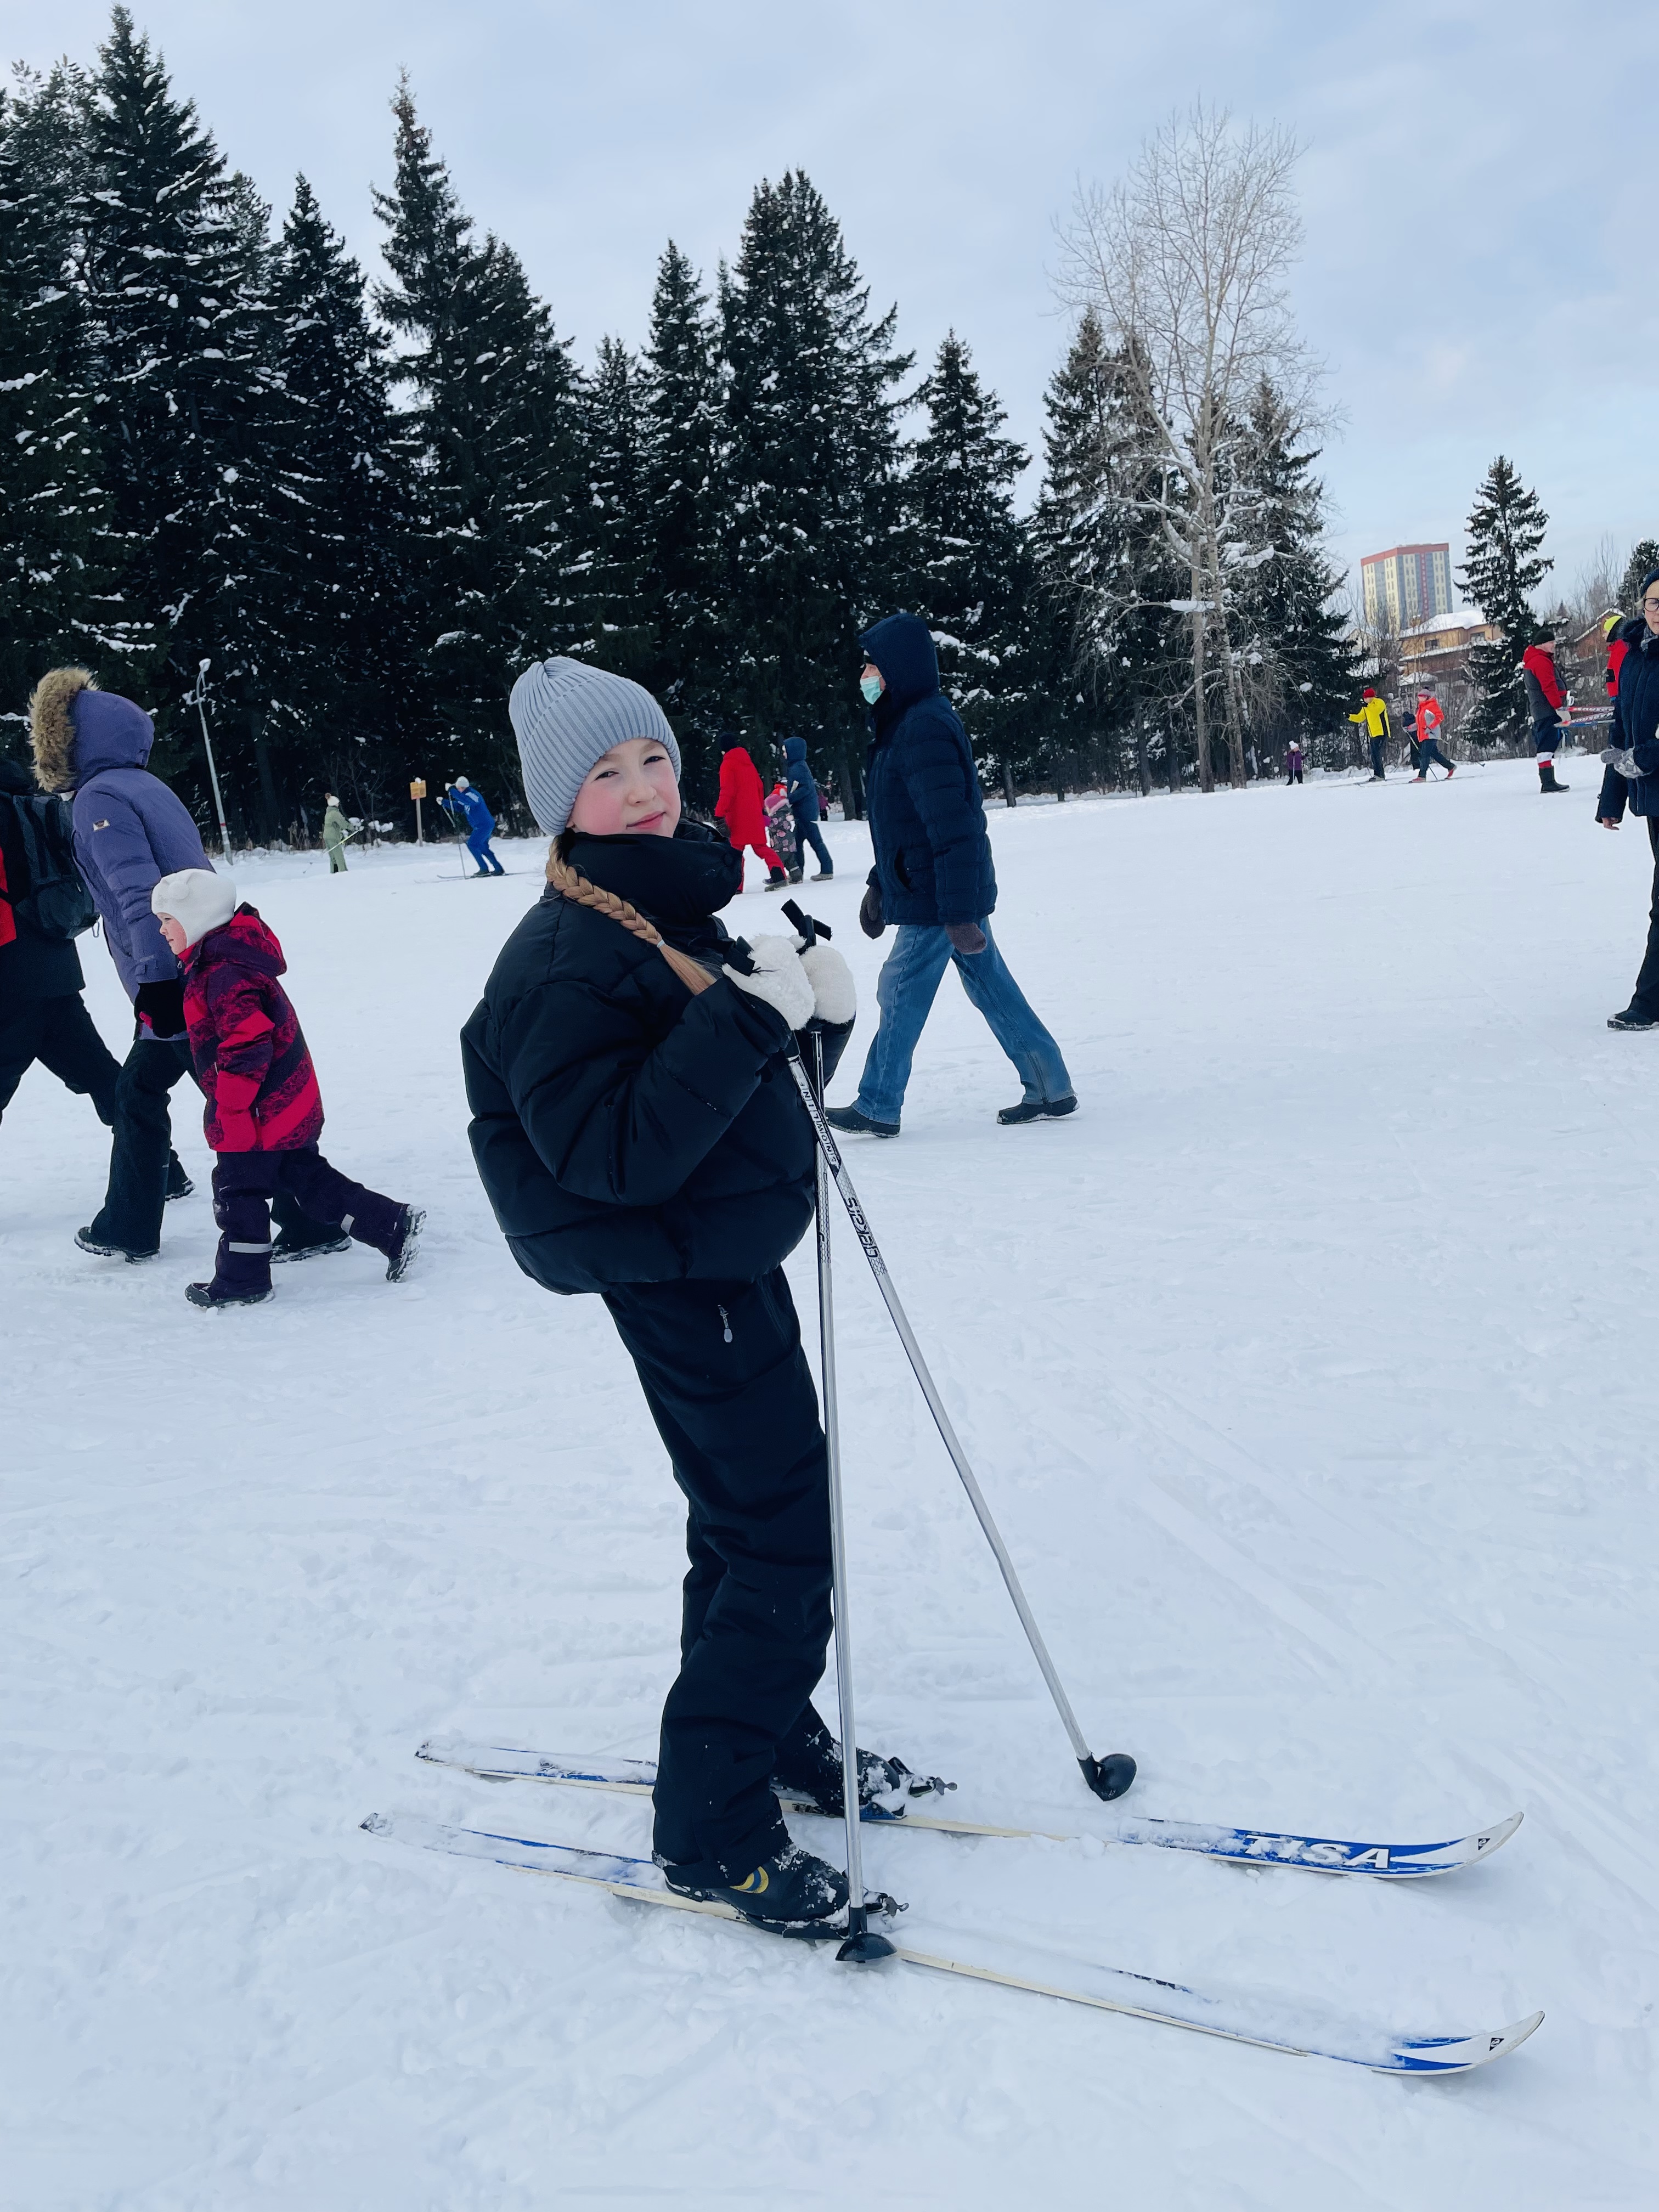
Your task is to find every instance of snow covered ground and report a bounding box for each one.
[7,755,1657,2209]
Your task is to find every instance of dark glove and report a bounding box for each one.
[945,922,987,956]
[135,979,187,1037]
[859,882,885,939]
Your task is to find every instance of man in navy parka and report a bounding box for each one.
[826,612,1076,1136]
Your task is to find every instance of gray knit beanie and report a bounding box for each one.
[509,657,681,834]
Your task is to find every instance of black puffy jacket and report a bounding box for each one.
[859,612,997,928]
[1595,620,1659,823]
[0,755,85,1006]
[461,822,848,1295]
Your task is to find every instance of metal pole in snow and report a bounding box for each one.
[190,660,233,864]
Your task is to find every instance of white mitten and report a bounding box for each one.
[799,941,856,1026]
[723,936,815,1029]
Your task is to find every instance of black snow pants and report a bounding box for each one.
[602,1267,834,1882]
[89,1032,336,1258]
[0,993,122,1127]
[1626,817,1659,1023]
[210,1147,402,1293]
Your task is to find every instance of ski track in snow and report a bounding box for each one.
[5,760,1656,2208]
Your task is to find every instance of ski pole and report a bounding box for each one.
[808,1025,895,1966]
[777,912,1135,1805]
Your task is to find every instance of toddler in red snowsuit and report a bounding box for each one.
[150,868,421,1307]
[714,744,786,887]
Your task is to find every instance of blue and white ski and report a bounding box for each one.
[362,1808,1542,2074]
[414,1736,1523,1880]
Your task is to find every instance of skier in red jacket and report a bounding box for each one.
[1412,693,1455,780]
[714,744,787,888]
[1521,637,1571,793]
[149,868,421,1307]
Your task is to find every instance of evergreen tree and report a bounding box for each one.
[268,173,421,828]
[1457,455,1550,749]
[904,332,1027,748]
[0,80,143,727]
[639,240,725,799]
[1020,313,1183,798]
[374,79,584,813]
[1224,380,1353,761]
[575,336,653,681]
[1618,540,1659,612]
[718,172,910,793]
[77,8,294,830]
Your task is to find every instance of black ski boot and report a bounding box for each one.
[661,1841,898,1939]
[771,1712,953,1818]
[1539,761,1569,793]
[75,1227,157,1263]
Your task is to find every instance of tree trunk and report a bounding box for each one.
[1213,546,1249,789]
[1002,759,1017,808]
[1136,721,1152,797]
[1192,590,1214,793]
[837,737,864,820]
[252,716,281,845]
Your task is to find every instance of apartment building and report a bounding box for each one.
[1361,544,1454,629]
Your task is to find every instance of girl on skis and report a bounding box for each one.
[461,656,925,1935]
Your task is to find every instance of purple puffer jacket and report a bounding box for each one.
[70,693,213,1003]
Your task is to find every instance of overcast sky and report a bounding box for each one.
[9,0,1655,605]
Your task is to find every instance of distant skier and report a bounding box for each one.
[471,653,928,1936]
[0,755,122,1135]
[1412,693,1455,780]
[29,667,337,1264]
[321,792,352,872]
[1348,689,1392,780]
[782,735,833,877]
[148,868,422,1306]
[714,742,787,888]
[445,777,505,875]
[1595,566,1659,1029]
[827,612,1076,1137]
[1521,635,1571,793]
[1284,738,1304,786]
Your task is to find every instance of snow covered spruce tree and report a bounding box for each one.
[78,8,295,832]
[1023,311,1185,798]
[1619,540,1659,613]
[374,80,584,811]
[638,240,727,800]
[1457,456,1550,751]
[267,174,424,827]
[718,172,909,803]
[0,77,144,725]
[1223,379,1353,763]
[902,331,1028,779]
[1059,104,1321,791]
[575,336,654,686]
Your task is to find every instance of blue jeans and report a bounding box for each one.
[853,919,1072,1126]
[793,808,831,872]
[468,831,504,874]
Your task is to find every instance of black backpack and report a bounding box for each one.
[1,791,97,940]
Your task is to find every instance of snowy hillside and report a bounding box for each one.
[7,758,1656,2208]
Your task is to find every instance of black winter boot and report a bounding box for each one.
[825,1103,899,1139]
[1539,761,1569,793]
[185,1278,275,1309]
[165,1153,194,1201]
[766,865,788,888]
[660,1841,898,1939]
[771,1709,953,1817]
[1608,1006,1659,1031]
[374,1204,425,1282]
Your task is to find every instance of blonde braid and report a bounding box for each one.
[546,847,716,997]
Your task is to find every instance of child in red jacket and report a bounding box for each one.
[150,870,421,1308]
[714,744,787,887]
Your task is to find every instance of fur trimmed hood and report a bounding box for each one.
[29,667,156,791]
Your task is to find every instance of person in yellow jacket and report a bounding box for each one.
[1348,689,1392,780]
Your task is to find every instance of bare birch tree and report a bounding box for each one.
[1058,104,1319,791]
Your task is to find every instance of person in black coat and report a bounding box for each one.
[826,611,1076,1137]
[0,755,125,1132]
[466,655,919,1935]
[1595,566,1659,1028]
